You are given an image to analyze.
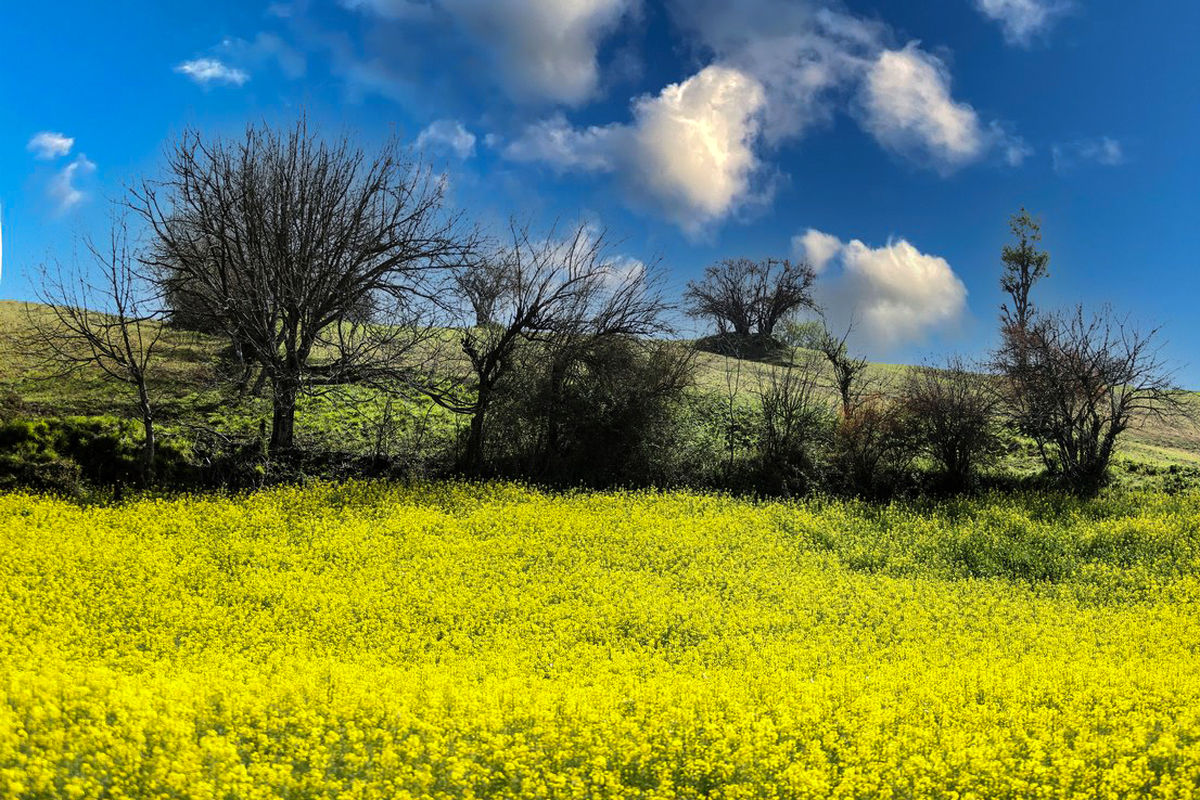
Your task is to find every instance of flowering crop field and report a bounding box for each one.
[2,483,1200,799]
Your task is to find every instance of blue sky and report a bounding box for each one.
[1,0,1197,378]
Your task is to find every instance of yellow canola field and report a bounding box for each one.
[1,482,1199,799]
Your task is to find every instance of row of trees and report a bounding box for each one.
[28,119,688,484]
[23,118,1187,496]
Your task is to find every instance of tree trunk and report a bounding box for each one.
[140,411,156,484]
[464,409,486,474]
[136,382,156,485]
[269,376,299,455]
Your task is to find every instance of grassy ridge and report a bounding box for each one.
[2,483,1199,797]
[3,298,1199,480]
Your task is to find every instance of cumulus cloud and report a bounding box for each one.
[791,228,842,273]
[27,132,74,160]
[669,1,1015,172]
[666,1,880,144]
[622,65,767,229]
[447,0,633,104]
[975,0,1070,45]
[794,229,968,347]
[415,119,477,159]
[174,58,249,86]
[502,115,617,172]
[504,65,768,235]
[1052,137,1124,173]
[860,45,986,172]
[48,154,96,214]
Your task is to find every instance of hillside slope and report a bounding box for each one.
[2,299,1198,469]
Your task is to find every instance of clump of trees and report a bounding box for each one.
[991,209,1185,495]
[13,115,1192,498]
[900,358,999,492]
[685,258,817,359]
[433,222,682,478]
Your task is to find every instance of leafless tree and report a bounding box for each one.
[454,256,511,328]
[815,322,873,417]
[755,352,833,493]
[994,305,1186,494]
[25,214,163,480]
[899,357,1000,491]
[131,117,470,454]
[684,257,817,337]
[435,222,672,473]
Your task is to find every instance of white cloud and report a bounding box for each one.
[48,154,96,214]
[623,65,767,230]
[792,228,842,273]
[998,130,1034,166]
[174,58,249,86]
[860,45,986,172]
[668,1,1018,172]
[344,0,634,105]
[27,131,75,160]
[415,119,477,159]
[504,65,768,235]
[666,1,881,144]
[502,115,617,172]
[975,0,1070,46]
[796,229,968,347]
[1052,137,1125,172]
[445,0,633,104]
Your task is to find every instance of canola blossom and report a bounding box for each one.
[1,482,1199,798]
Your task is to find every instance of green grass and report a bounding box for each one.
[2,300,1198,481]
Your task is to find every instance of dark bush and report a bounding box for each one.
[481,337,694,486]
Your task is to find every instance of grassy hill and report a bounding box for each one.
[2,299,1198,482]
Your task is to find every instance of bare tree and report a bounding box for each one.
[755,352,833,493]
[899,357,1000,491]
[1000,208,1050,333]
[684,257,817,337]
[132,117,469,454]
[994,305,1185,494]
[435,222,671,473]
[454,257,511,328]
[26,214,163,481]
[815,322,873,417]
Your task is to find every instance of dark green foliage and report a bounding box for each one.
[481,338,695,486]
[0,417,185,494]
[693,333,791,364]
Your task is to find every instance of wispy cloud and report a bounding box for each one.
[48,154,97,214]
[1052,137,1124,173]
[974,0,1071,46]
[174,58,249,86]
[343,0,634,105]
[415,119,477,159]
[27,131,75,159]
